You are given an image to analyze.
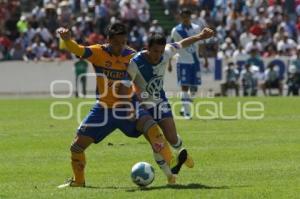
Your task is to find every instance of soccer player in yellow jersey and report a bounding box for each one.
[57,23,185,188]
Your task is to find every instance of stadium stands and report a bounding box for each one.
[0,0,300,95]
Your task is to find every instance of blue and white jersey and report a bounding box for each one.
[171,23,202,64]
[127,43,182,106]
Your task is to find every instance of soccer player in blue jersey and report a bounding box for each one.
[57,23,185,188]
[120,27,214,179]
[170,8,209,119]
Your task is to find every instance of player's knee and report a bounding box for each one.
[140,118,156,134]
[70,143,85,153]
[136,115,154,133]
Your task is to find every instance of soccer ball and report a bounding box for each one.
[131,162,155,187]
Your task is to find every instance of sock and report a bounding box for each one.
[171,135,183,152]
[181,91,191,115]
[71,152,86,184]
[146,124,173,165]
[153,152,172,177]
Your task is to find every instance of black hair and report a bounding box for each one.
[107,22,127,38]
[148,33,166,47]
[179,8,192,16]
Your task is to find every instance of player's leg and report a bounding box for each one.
[117,111,176,184]
[58,103,116,188]
[139,118,187,184]
[136,115,173,166]
[177,63,192,118]
[158,117,194,170]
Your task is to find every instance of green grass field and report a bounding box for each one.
[0,97,299,199]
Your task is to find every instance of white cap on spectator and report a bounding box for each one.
[259,7,265,13]
[88,1,95,7]
[152,20,158,25]
[45,3,55,9]
[265,18,272,24]
[20,15,27,21]
[225,37,232,43]
[59,1,70,7]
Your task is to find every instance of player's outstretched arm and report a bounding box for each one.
[178,27,214,48]
[57,27,85,57]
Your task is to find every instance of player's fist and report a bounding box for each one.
[57,27,71,41]
[198,27,214,40]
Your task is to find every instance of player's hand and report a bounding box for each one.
[57,27,71,41]
[198,28,214,40]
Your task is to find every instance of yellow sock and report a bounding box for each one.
[71,152,86,184]
[147,124,173,165]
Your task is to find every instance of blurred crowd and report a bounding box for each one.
[1,0,300,61]
[163,0,300,95]
[1,0,300,92]
[0,0,153,61]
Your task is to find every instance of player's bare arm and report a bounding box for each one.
[179,27,214,48]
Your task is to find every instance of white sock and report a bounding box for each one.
[181,91,191,115]
[153,152,172,177]
[171,135,183,152]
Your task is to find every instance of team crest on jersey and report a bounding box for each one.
[104,61,112,68]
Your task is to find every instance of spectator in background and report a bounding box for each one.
[10,41,26,60]
[163,0,178,16]
[95,0,109,35]
[233,45,247,58]
[129,26,144,50]
[138,7,150,27]
[245,36,262,53]
[263,43,278,58]
[211,5,225,26]
[221,61,240,96]
[44,3,58,33]
[36,22,53,44]
[17,16,28,33]
[226,10,241,31]
[261,63,283,96]
[277,32,297,56]
[247,48,264,73]
[57,1,73,27]
[30,34,47,61]
[74,57,88,98]
[249,17,263,37]
[220,37,236,58]
[241,63,258,96]
[120,0,138,28]
[149,20,164,35]
[133,0,150,11]
[286,65,300,96]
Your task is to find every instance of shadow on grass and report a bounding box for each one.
[84,183,249,192]
[126,183,230,192]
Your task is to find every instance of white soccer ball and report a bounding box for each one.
[131,162,155,187]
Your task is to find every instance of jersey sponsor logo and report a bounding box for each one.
[94,67,127,80]
[146,76,163,95]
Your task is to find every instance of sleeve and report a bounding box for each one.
[63,40,85,57]
[122,60,139,88]
[64,40,101,64]
[165,42,182,58]
[81,44,102,64]
[170,28,182,42]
